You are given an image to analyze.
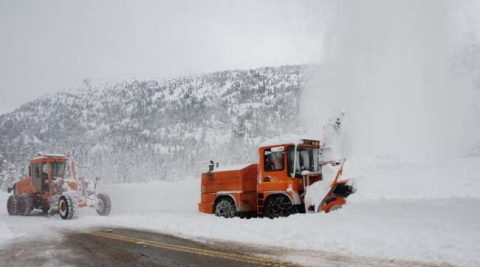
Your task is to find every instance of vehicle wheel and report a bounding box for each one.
[20,194,33,216]
[96,193,112,216]
[214,197,236,218]
[265,195,297,219]
[58,195,75,220]
[7,196,19,215]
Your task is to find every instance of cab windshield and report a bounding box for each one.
[287,146,320,177]
[50,162,66,178]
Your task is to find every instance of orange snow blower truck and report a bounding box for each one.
[199,137,354,218]
[7,154,111,220]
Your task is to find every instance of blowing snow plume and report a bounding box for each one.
[301,0,480,160]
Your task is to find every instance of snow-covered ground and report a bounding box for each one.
[1,156,479,266]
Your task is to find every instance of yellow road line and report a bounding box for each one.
[88,231,296,267]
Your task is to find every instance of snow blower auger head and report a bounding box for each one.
[304,158,356,213]
[7,153,112,220]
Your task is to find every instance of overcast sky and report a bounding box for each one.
[0,0,325,114]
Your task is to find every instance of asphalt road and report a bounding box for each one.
[0,227,454,267]
[0,228,298,267]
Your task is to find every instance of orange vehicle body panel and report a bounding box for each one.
[200,164,257,193]
[29,156,67,164]
[198,194,216,213]
[199,164,258,214]
[15,177,36,196]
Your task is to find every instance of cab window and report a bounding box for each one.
[50,162,65,177]
[287,146,320,177]
[33,163,48,191]
[264,148,284,172]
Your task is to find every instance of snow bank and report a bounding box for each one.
[303,155,480,211]
[99,178,200,214]
[343,156,480,201]
[95,156,480,215]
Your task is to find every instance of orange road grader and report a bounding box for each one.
[7,153,111,220]
[198,137,355,218]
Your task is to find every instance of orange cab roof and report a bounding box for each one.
[29,153,68,163]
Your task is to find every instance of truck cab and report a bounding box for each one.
[11,154,69,214]
[16,155,68,194]
[256,138,322,215]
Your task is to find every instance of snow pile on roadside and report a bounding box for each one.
[302,155,480,209]
[99,178,199,214]
[343,156,480,201]
[98,156,480,216]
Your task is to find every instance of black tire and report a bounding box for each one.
[265,195,298,219]
[17,195,26,215]
[58,195,75,220]
[96,193,112,216]
[214,197,236,218]
[7,196,19,215]
[20,194,33,216]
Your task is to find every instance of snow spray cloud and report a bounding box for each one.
[300,0,480,160]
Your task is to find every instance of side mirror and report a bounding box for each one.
[28,166,32,177]
[95,177,101,181]
[8,187,12,193]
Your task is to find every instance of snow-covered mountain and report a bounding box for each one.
[0,65,311,189]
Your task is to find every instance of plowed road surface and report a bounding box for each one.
[0,228,298,267]
[0,227,449,267]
